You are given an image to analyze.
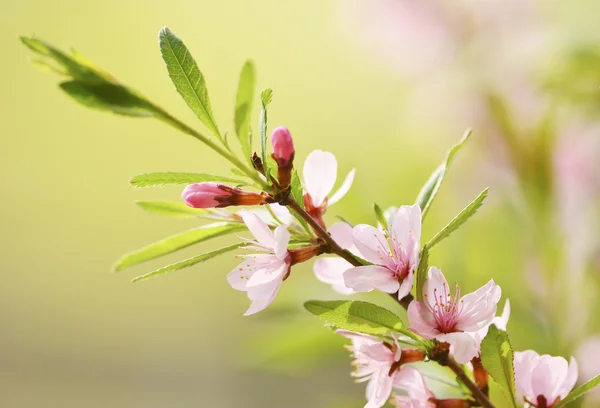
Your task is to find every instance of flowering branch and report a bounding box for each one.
[284,197,362,266]
[21,30,600,408]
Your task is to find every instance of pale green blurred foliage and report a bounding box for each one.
[1,1,599,407]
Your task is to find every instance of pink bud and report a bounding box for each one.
[271,127,295,165]
[181,182,232,208]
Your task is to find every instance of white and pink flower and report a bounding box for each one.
[514,350,578,408]
[302,150,355,224]
[313,222,357,294]
[408,267,501,364]
[227,210,291,315]
[391,366,435,408]
[343,204,421,300]
[339,330,424,408]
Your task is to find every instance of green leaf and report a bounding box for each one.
[159,27,220,138]
[383,206,398,227]
[480,326,518,408]
[132,242,242,282]
[21,36,110,83]
[415,129,472,219]
[427,188,489,250]
[130,172,245,188]
[415,245,429,302]
[114,222,245,271]
[290,169,304,209]
[135,201,210,218]
[60,81,161,117]
[304,300,404,336]
[234,60,256,160]
[554,375,600,407]
[259,88,273,170]
[373,202,387,229]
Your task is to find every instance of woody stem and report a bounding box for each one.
[285,199,363,266]
[445,357,495,408]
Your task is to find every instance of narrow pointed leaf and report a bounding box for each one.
[159,27,220,138]
[427,188,489,250]
[114,222,245,271]
[60,81,161,117]
[416,129,472,219]
[554,375,600,407]
[415,245,429,302]
[21,36,109,83]
[135,201,210,218]
[132,242,243,282]
[383,206,398,227]
[480,326,518,408]
[259,88,273,169]
[304,300,404,336]
[234,60,256,159]
[130,172,245,188]
[373,202,387,229]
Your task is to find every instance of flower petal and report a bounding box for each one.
[390,204,422,258]
[272,225,290,260]
[227,259,253,291]
[244,277,283,316]
[456,279,501,332]
[343,265,399,293]
[515,350,540,403]
[246,257,288,287]
[329,168,356,205]
[365,369,394,408]
[314,258,355,295]
[396,269,414,300]
[558,357,578,399]
[329,222,355,250]
[393,366,432,401]
[437,332,478,364]
[303,150,338,207]
[531,355,568,402]
[352,224,390,265]
[240,209,274,248]
[407,300,440,338]
[423,267,449,309]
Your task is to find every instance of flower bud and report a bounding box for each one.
[271,126,295,190]
[182,182,268,208]
[271,127,295,165]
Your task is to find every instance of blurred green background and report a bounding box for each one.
[2,0,600,407]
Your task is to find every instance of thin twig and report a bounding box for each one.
[446,357,495,408]
[285,199,363,266]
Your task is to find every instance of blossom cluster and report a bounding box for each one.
[179,128,584,408]
[21,31,599,408]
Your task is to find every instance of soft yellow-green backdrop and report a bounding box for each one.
[2,1,599,407]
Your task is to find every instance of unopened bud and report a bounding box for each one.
[182,182,268,208]
[271,126,295,190]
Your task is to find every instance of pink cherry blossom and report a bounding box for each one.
[227,209,291,315]
[343,205,421,300]
[314,222,357,294]
[514,350,578,407]
[338,330,422,408]
[392,366,435,408]
[408,267,501,364]
[303,149,356,210]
